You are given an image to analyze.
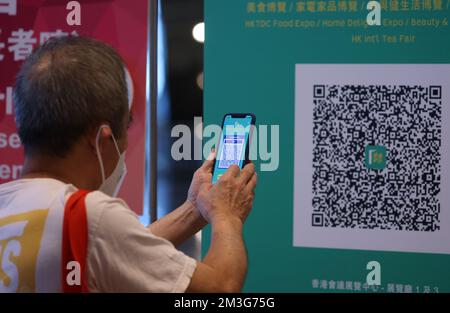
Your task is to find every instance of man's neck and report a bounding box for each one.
[21,155,99,190]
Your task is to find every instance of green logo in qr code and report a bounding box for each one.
[365,145,387,170]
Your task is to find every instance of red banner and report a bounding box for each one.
[0,0,148,215]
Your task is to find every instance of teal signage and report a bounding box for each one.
[203,0,450,292]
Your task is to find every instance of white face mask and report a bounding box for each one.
[95,125,127,197]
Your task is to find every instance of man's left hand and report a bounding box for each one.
[187,151,215,218]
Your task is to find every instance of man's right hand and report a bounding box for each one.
[196,163,257,226]
[186,163,257,293]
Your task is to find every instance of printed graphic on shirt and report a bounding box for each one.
[0,209,49,292]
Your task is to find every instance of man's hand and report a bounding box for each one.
[187,151,215,215]
[186,163,257,293]
[150,151,217,246]
[196,163,257,225]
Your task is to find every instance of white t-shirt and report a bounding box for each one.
[0,178,197,293]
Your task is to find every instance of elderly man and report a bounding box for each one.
[0,36,257,293]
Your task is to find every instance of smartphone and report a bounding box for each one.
[211,113,256,184]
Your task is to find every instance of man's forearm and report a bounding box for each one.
[148,200,207,246]
[186,217,247,293]
[205,218,247,292]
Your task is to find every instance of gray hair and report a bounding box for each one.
[14,36,128,157]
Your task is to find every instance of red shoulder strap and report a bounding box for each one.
[62,189,90,293]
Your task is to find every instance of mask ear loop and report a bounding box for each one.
[109,131,121,156]
[95,125,107,183]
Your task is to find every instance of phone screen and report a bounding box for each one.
[212,114,254,184]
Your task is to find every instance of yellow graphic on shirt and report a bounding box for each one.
[0,210,49,293]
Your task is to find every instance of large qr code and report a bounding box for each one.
[311,85,442,232]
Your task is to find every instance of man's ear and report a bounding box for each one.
[87,125,112,155]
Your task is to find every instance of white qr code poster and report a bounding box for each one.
[293,64,450,254]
